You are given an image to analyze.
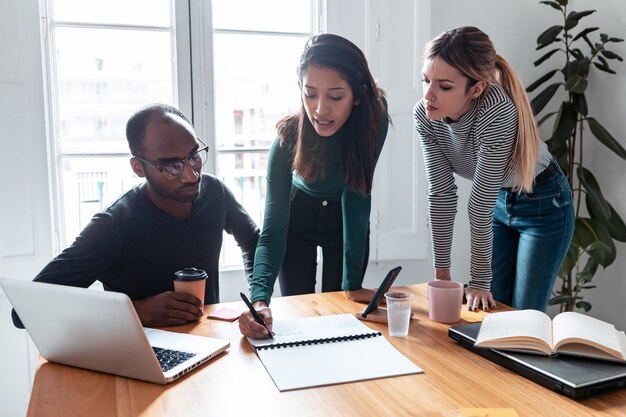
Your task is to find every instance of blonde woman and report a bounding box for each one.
[414,26,574,312]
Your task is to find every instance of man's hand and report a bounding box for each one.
[133,291,203,327]
[239,301,273,339]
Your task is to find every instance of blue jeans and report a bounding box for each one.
[490,160,574,311]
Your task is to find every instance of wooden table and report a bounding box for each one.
[26,284,626,417]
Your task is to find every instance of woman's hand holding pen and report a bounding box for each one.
[239,300,273,339]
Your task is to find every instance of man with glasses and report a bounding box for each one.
[12,103,259,328]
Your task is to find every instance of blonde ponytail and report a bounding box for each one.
[494,54,539,192]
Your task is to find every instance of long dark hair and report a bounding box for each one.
[277,33,389,195]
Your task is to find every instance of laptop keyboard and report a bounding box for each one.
[152,346,197,372]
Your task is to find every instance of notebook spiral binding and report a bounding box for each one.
[256,331,383,351]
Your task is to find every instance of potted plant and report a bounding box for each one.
[526,0,625,312]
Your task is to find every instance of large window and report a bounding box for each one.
[46,0,181,245]
[45,0,317,268]
[211,0,317,266]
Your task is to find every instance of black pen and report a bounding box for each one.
[240,292,273,339]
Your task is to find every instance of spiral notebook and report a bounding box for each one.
[247,314,423,391]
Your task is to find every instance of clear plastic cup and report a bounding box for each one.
[384,291,413,336]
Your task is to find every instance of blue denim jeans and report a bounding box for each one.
[490,160,574,311]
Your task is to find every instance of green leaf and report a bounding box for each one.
[564,74,587,93]
[564,58,590,78]
[601,50,624,62]
[586,194,626,242]
[530,83,561,114]
[545,136,569,168]
[537,111,558,127]
[572,27,599,41]
[582,35,595,51]
[576,271,593,285]
[572,93,588,116]
[594,55,616,74]
[573,218,616,267]
[537,25,564,47]
[537,40,563,51]
[575,301,592,312]
[540,1,563,11]
[550,101,577,145]
[565,10,595,31]
[572,217,598,248]
[586,117,626,159]
[549,294,573,305]
[585,240,614,267]
[570,48,585,60]
[556,285,572,297]
[593,62,616,74]
[577,166,611,218]
[527,69,558,92]
[607,211,626,243]
[533,49,560,67]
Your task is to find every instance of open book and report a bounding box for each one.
[475,310,626,363]
[247,314,423,391]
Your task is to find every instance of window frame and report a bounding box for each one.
[190,0,322,268]
[42,0,192,250]
[41,0,323,267]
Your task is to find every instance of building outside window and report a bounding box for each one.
[45,0,317,268]
[211,0,316,266]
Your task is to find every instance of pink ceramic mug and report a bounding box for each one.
[427,280,464,323]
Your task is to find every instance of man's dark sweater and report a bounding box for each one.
[12,174,259,328]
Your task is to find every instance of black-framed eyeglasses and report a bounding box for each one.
[134,138,209,180]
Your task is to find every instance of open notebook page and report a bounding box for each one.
[247,314,423,391]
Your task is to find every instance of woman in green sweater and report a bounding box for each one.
[240,34,390,338]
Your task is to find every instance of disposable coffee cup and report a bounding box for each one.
[384,291,413,337]
[173,268,207,306]
[427,280,463,323]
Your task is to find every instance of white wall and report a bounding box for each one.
[0,0,55,415]
[429,0,626,329]
[2,0,626,415]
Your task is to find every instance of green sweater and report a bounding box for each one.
[250,118,389,304]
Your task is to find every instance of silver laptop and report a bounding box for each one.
[1,278,229,384]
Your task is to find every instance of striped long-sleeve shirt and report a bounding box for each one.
[414,84,545,290]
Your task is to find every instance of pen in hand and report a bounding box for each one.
[240,292,273,339]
